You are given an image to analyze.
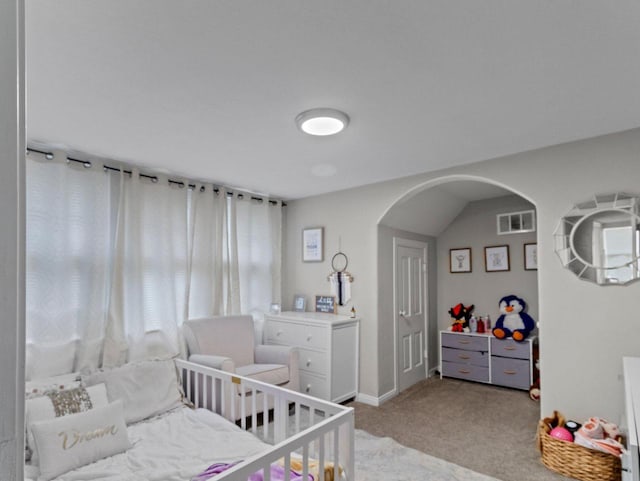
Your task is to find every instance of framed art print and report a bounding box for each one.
[450,248,472,273]
[302,227,323,262]
[524,243,538,271]
[485,245,510,272]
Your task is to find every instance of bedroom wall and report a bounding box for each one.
[376,225,438,398]
[436,195,538,336]
[283,127,640,423]
[0,0,25,478]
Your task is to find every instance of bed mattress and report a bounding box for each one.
[25,407,270,481]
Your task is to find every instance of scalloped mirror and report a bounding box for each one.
[554,193,640,285]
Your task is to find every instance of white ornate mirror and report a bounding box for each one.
[554,193,640,285]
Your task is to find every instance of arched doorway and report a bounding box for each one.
[376,175,540,404]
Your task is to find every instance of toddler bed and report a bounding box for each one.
[24,359,354,481]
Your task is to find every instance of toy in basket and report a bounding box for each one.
[536,411,622,481]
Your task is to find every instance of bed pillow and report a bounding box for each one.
[26,383,108,465]
[31,400,130,481]
[83,359,184,424]
[26,341,77,381]
[25,372,82,400]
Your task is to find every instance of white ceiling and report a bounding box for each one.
[26,1,640,200]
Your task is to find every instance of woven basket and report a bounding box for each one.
[536,419,622,481]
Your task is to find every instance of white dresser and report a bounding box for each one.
[264,311,359,403]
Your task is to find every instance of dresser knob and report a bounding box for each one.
[306,360,311,367]
[277,330,282,336]
[307,335,312,342]
[305,384,311,393]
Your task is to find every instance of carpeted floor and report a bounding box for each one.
[347,377,567,481]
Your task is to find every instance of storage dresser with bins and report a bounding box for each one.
[264,311,359,403]
[440,330,536,390]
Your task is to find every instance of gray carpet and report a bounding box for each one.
[348,377,567,481]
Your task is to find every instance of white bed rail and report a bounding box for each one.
[175,359,355,481]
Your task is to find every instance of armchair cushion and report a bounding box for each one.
[235,364,290,387]
[188,354,235,372]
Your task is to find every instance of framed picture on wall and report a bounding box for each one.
[524,243,538,271]
[302,227,324,262]
[485,245,510,272]
[449,248,472,273]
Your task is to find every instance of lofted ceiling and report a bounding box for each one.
[26,1,640,200]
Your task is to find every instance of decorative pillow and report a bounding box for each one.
[26,383,108,465]
[25,372,82,400]
[31,400,130,481]
[83,359,184,424]
[26,341,77,381]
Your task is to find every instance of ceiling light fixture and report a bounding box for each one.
[296,108,349,136]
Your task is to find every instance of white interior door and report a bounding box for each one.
[395,239,428,392]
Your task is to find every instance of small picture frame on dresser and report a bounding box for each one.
[293,295,306,312]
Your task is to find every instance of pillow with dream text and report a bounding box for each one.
[31,400,130,481]
[25,383,108,465]
[82,358,185,424]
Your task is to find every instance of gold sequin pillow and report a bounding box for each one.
[25,372,82,400]
[25,383,109,465]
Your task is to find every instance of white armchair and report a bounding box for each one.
[183,316,299,419]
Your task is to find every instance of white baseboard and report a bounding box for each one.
[356,388,397,407]
[355,393,379,406]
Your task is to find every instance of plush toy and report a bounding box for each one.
[492,294,535,342]
[448,303,475,332]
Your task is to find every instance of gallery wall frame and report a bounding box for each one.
[524,243,538,271]
[485,245,510,272]
[449,247,472,273]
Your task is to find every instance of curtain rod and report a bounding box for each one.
[28,147,285,206]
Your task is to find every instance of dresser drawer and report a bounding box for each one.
[265,320,328,351]
[442,347,489,367]
[441,361,489,383]
[491,356,530,389]
[299,371,329,400]
[490,338,530,360]
[298,348,328,376]
[441,333,489,352]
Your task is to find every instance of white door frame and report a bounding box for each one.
[392,236,429,394]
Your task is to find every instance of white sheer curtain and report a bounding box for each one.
[187,185,227,319]
[26,159,114,372]
[26,155,283,369]
[104,170,189,366]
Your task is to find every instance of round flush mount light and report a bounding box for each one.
[296,108,349,136]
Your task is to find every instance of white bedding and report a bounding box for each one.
[25,407,270,481]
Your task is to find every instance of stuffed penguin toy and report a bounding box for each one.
[492,294,535,342]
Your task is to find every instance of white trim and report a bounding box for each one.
[393,236,429,394]
[378,388,398,404]
[355,388,398,407]
[355,393,380,406]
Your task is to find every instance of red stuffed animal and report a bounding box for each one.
[448,303,474,332]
